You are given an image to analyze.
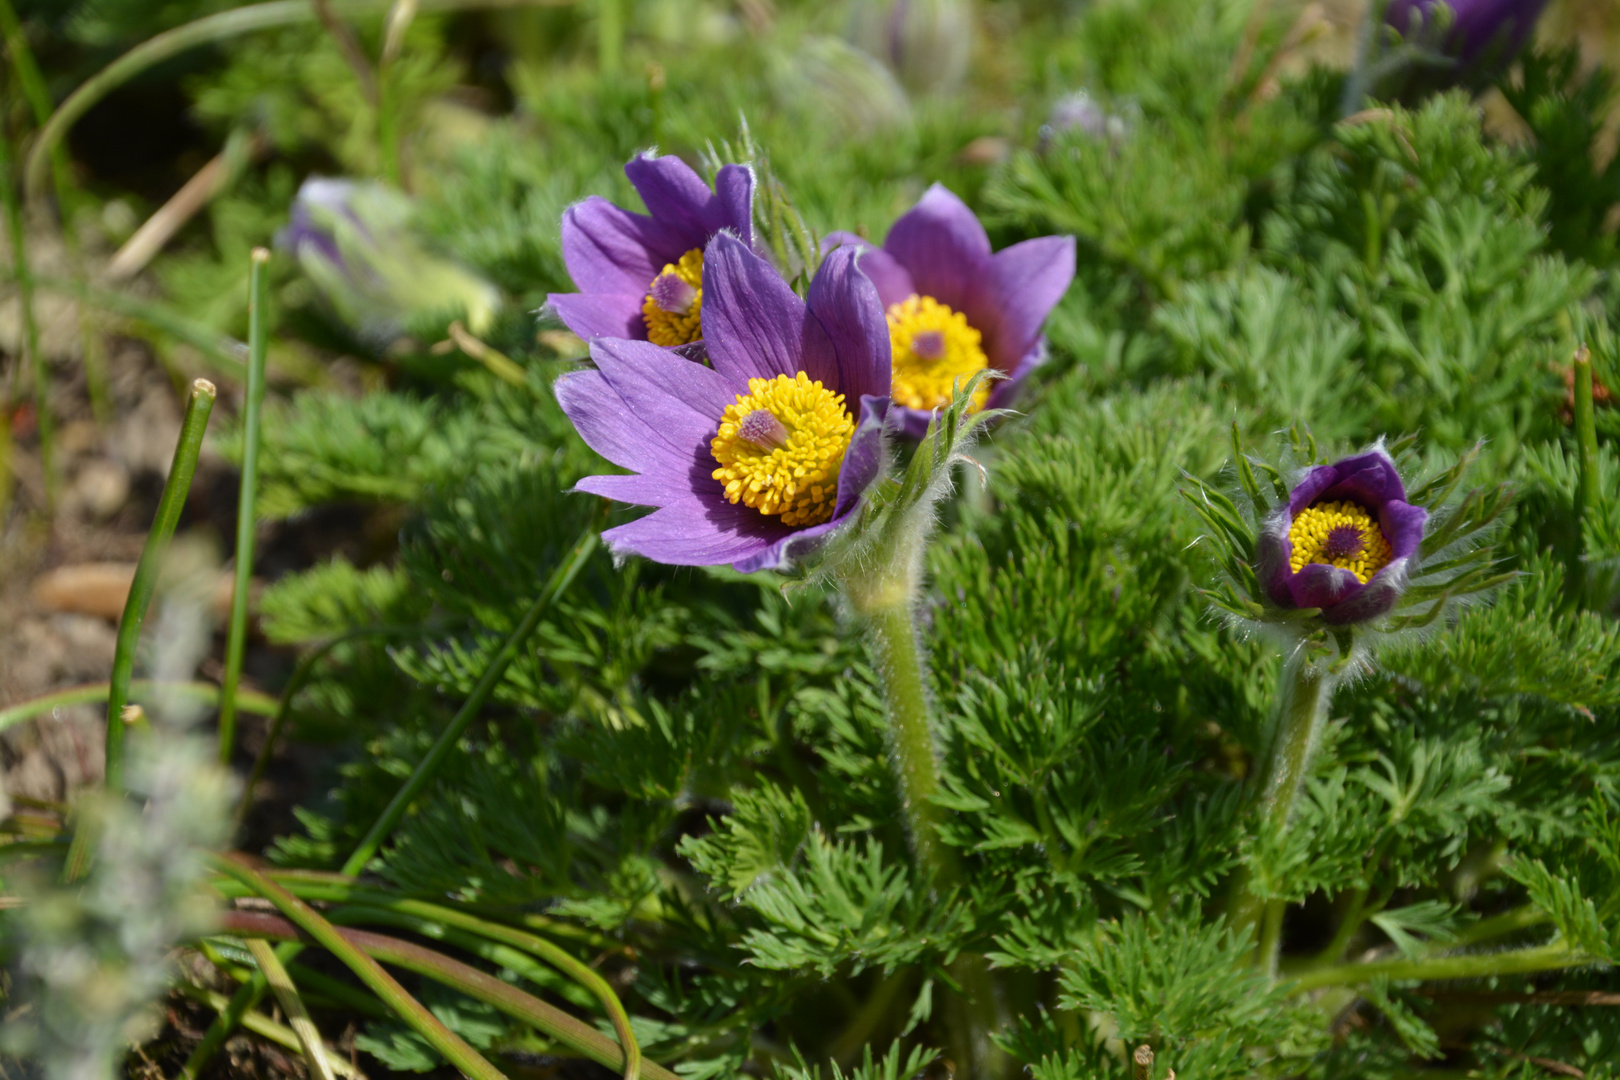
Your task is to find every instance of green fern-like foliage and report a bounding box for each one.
[84,0,1620,1076]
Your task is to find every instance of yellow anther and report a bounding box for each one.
[711,373,854,527]
[886,294,991,412]
[1287,500,1393,584]
[642,248,705,346]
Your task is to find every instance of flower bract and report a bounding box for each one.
[548,153,755,350]
[556,233,893,571]
[826,185,1075,438]
[1257,449,1429,626]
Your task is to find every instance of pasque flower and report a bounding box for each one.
[1383,0,1548,91]
[281,178,499,342]
[1257,449,1429,626]
[828,185,1075,438]
[556,233,892,571]
[548,153,755,349]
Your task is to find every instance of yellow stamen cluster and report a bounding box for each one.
[886,294,991,412]
[642,248,704,346]
[1287,500,1393,584]
[711,373,854,527]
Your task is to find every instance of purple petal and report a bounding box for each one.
[574,471,681,508]
[1289,450,1406,516]
[1381,500,1428,560]
[602,495,790,567]
[1285,563,1364,611]
[553,370,665,475]
[832,395,892,519]
[713,164,756,250]
[561,196,684,295]
[624,154,716,251]
[981,235,1075,374]
[547,292,647,342]
[825,231,917,309]
[983,339,1046,413]
[1287,463,1348,517]
[701,232,838,390]
[1318,452,1407,509]
[1256,516,1295,608]
[1321,558,1408,625]
[807,245,893,405]
[590,337,733,463]
[893,405,942,441]
[883,184,993,312]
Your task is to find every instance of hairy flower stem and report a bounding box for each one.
[1232,649,1332,976]
[839,508,1008,1080]
[1290,942,1589,993]
[865,600,951,878]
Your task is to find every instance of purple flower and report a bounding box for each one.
[1257,450,1430,626]
[279,178,499,342]
[827,185,1075,439]
[1384,0,1548,90]
[556,233,893,572]
[548,153,755,350]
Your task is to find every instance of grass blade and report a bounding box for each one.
[105,379,217,792]
[219,248,272,766]
[246,939,339,1080]
[209,854,508,1080]
[221,910,680,1080]
[342,526,598,876]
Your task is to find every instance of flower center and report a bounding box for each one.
[711,373,854,528]
[886,294,990,412]
[1287,500,1393,584]
[642,248,704,346]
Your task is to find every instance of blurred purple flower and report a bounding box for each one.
[556,233,892,572]
[548,153,755,349]
[827,185,1075,438]
[851,0,973,98]
[1039,90,1133,149]
[280,177,499,342]
[1257,449,1429,625]
[1383,0,1548,91]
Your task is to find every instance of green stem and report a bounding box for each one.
[246,938,338,1080]
[192,520,592,1080]
[867,601,953,882]
[233,624,429,831]
[327,906,640,1080]
[211,855,508,1080]
[0,105,53,505]
[1447,904,1551,950]
[0,679,276,733]
[219,248,271,767]
[210,877,641,1080]
[839,517,1004,1078]
[1573,345,1600,562]
[222,909,680,1080]
[1290,942,1589,993]
[174,983,364,1079]
[105,379,217,791]
[343,528,596,876]
[1232,649,1331,974]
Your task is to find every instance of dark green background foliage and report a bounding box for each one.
[69,0,1620,1075]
